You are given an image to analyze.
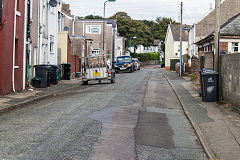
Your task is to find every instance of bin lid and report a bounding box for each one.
[34,65,51,69]
[201,70,218,75]
[49,65,58,69]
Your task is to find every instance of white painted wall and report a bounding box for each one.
[188,25,196,58]
[38,0,59,65]
[115,36,124,59]
[39,0,48,64]
[130,45,159,53]
[165,25,174,68]
[165,25,188,68]
[48,4,58,65]
[173,41,188,58]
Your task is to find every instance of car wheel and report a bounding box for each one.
[130,68,133,73]
[111,78,115,83]
[83,81,88,85]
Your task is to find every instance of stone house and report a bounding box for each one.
[73,19,117,57]
[58,3,74,35]
[188,0,240,58]
[58,3,86,76]
[196,13,240,69]
[196,13,240,54]
[164,24,190,71]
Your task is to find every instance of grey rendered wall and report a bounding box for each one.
[220,53,240,111]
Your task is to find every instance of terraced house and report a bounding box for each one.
[0,0,27,95]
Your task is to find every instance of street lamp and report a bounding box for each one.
[130,36,137,53]
[103,0,116,55]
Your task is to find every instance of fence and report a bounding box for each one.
[220,53,240,111]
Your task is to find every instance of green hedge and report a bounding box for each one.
[131,52,160,62]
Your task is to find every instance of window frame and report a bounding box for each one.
[232,42,239,53]
[86,25,101,34]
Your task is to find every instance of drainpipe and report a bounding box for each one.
[82,21,85,36]
[22,0,28,89]
[12,0,18,92]
[72,15,75,35]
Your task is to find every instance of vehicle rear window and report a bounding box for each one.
[117,57,131,63]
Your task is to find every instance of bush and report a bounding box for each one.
[149,52,160,60]
[131,52,160,62]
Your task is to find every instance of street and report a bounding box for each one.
[0,66,206,160]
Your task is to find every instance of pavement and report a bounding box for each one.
[163,69,240,160]
[0,79,82,113]
[0,66,240,160]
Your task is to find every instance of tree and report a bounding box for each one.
[152,17,179,40]
[84,14,103,19]
[109,12,153,48]
[109,12,178,51]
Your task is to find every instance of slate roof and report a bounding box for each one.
[153,39,161,46]
[170,24,191,41]
[220,13,240,36]
[196,13,240,44]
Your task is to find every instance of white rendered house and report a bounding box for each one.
[164,24,189,70]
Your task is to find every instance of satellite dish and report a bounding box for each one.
[49,0,58,7]
[63,26,69,31]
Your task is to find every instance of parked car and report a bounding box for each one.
[115,56,134,73]
[132,58,140,71]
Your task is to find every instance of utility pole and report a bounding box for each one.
[214,0,220,72]
[179,2,183,77]
[103,1,107,55]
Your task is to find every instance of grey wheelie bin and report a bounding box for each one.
[200,69,219,102]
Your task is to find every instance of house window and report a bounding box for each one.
[86,25,101,34]
[50,35,54,52]
[50,6,55,14]
[232,42,239,52]
[50,42,54,52]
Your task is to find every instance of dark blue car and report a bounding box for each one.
[115,56,134,73]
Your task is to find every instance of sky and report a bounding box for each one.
[63,0,215,25]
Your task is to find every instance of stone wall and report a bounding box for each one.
[191,57,200,81]
[199,51,214,70]
[220,53,240,111]
[141,60,160,66]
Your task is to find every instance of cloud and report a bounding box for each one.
[63,0,215,24]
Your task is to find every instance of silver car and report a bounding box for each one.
[132,58,140,71]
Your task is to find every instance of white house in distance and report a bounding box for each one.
[164,24,189,70]
[130,39,162,53]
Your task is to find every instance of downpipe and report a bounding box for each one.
[12,0,18,93]
[22,0,28,89]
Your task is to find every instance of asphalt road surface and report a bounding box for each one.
[0,66,207,160]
